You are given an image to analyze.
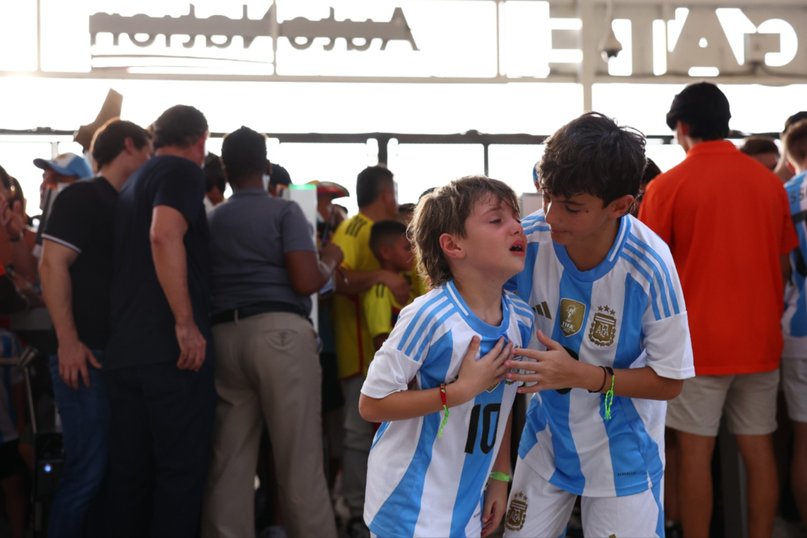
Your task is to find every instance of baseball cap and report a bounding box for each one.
[33,153,93,179]
[665,82,731,131]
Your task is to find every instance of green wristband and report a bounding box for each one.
[489,471,511,483]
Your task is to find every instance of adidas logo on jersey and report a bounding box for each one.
[533,301,552,319]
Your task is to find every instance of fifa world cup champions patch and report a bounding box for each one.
[504,491,528,532]
[559,298,585,337]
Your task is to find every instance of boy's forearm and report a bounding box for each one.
[359,381,473,423]
[491,414,512,474]
[571,361,682,400]
[601,365,683,400]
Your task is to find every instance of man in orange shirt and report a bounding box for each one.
[639,82,797,538]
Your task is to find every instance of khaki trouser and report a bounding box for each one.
[202,312,337,538]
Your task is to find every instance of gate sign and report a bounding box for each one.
[2,0,805,81]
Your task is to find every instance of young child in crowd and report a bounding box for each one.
[358,176,535,537]
[363,219,417,350]
[503,112,694,538]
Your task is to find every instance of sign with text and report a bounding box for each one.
[1,0,803,80]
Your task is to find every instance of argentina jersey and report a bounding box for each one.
[362,281,534,538]
[783,172,807,354]
[510,212,694,497]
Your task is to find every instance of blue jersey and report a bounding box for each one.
[510,212,694,497]
[783,171,807,355]
[362,281,534,538]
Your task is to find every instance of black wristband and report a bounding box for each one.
[588,366,608,393]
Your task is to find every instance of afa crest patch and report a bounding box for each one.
[505,491,528,532]
[589,305,617,347]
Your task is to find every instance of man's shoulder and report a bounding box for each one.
[138,155,203,184]
[335,213,372,240]
[51,178,113,211]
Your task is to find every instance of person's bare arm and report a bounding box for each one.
[482,415,512,537]
[507,330,683,400]
[358,337,512,422]
[335,268,411,304]
[285,243,343,295]
[39,241,101,389]
[150,205,205,371]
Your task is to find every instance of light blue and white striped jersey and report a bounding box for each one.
[362,281,534,538]
[510,212,694,497]
[783,171,807,356]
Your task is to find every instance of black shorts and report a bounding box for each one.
[0,439,25,479]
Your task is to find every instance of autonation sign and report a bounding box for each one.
[4,0,805,81]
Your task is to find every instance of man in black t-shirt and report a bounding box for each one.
[39,119,152,538]
[103,105,214,538]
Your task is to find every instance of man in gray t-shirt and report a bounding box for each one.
[201,127,342,538]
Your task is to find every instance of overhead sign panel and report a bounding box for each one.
[3,0,804,81]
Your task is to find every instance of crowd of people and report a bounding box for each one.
[0,82,805,538]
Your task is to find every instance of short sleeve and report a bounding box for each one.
[280,201,317,254]
[153,160,206,225]
[362,344,421,399]
[643,313,695,379]
[43,183,95,253]
[361,300,424,398]
[363,284,393,338]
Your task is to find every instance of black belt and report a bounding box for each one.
[210,301,309,325]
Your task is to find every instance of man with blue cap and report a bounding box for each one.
[33,153,93,211]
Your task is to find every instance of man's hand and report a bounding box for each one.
[58,339,101,390]
[381,270,411,304]
[175,321,206,371]
[319,242,344,269]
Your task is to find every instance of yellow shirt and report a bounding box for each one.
[361,277,416,341]
[331,213,379,379]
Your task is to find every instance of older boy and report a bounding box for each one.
[359,176,534,538]
[504,113,694,538]
[640,83,796,538]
